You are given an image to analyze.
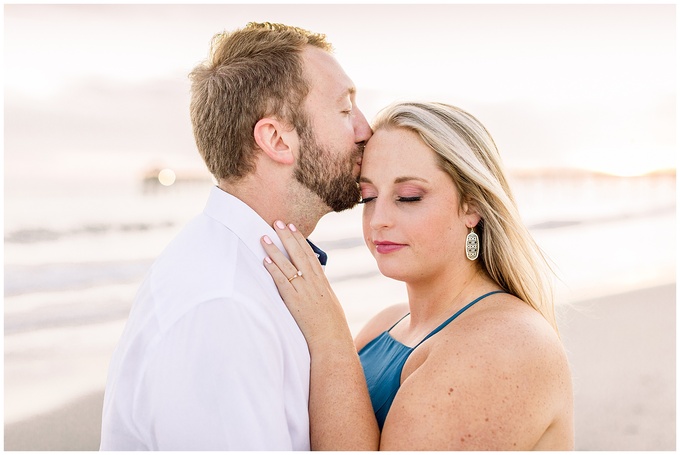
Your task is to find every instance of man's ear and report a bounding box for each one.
[253,118,297,165]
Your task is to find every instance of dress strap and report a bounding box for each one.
[387,311,411,333]
[414,290,505,349]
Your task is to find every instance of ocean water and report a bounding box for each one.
[4,171,676,329]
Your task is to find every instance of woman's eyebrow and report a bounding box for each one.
[359,176,429,184]
[394,176,428,184]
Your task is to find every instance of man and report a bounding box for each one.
[100,22,371,450]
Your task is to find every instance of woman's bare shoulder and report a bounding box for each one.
[381,294,573,450]
[354,303,410,352]
[465,293,565,358]
[442,293,569,382]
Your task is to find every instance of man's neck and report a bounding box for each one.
[218,176,327,238]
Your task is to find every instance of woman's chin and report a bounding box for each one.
[376,263,409,283]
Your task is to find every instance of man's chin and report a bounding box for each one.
[329,193,361,212]
[313,176,361,213]
[332,202,359,213]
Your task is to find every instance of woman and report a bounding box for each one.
[261,101,574,450]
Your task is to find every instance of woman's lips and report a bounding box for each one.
[374,241,406,254]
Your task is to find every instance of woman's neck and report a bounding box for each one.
[404,263,493,331]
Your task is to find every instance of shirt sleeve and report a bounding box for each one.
[139,297,297,450]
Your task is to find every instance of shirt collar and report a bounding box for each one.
[306,239,327,266]
[203,186,327,266]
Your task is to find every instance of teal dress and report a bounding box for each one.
[358,290,504,429]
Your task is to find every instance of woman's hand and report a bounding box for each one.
[261,220,353,350]
[262,220,381,450]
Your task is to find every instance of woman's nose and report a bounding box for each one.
[366,199,392,231]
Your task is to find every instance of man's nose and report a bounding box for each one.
[353,106,372,144]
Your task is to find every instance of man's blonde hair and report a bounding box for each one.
[189,22,333,180]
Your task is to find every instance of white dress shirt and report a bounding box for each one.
[100,186,311,450]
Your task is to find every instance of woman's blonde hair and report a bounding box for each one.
[372,101,558,333]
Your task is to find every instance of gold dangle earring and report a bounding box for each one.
[465,226,480,261]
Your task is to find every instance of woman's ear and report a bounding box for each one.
[461,200,482,228]
[253,118,297,165]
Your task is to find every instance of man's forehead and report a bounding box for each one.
[302,46,355,96]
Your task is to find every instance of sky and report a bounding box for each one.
[3,3,677,192]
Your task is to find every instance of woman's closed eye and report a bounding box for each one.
[359,196,423,204]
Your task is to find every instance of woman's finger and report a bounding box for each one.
[261,235,302,287]
[272,220,322,275]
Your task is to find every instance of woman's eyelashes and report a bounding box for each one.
[397,196,422,203]
[358,196,376,204]
[359,195,423,204]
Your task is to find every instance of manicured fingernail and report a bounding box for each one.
[288,223,297,232]
[264,256,272,264]
[275,220,286,230]
[263,235,273,245]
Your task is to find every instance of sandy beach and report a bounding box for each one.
[559,283,676,450]
[4,282,675,451]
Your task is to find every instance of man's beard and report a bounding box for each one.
[293,124,362,212]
